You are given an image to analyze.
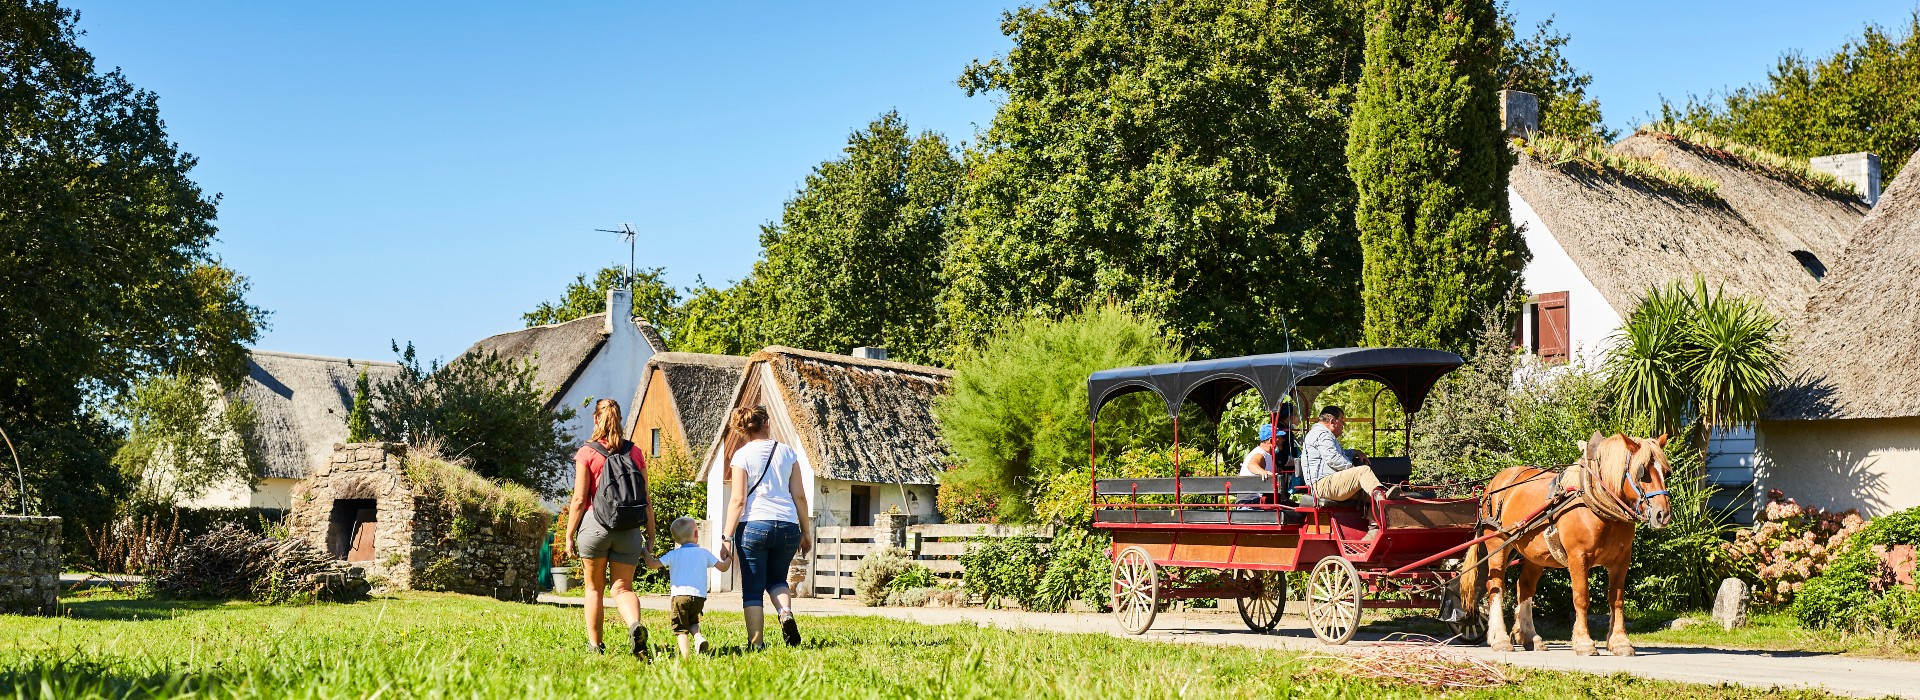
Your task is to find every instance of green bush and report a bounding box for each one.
[854,548,920,607]
[960,536,1051,609]
[1031,529,1112,613]
[935,306,1186,522]
[1794,507,1920,631]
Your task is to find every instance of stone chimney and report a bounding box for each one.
[605,287,633,335]
[1808,152,1882,206]
[852,347,888,361]
[1500,90,1539,139]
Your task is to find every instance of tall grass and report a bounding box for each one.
[1518,134,1722,201]
[1639,121,1862,201]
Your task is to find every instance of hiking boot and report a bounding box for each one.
[629,623,650,661]
[587,642,606,655]
[779,612,801,647]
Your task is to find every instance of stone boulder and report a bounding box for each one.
[1712,577,1750,630]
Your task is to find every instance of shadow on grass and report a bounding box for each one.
[59,596,232,622]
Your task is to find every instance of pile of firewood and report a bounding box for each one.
[152,524,369,603]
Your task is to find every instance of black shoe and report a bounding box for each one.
[588,642,605,655]
[629,624,650,661]
[780,613,801,647]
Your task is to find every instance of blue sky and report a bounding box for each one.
[63,1,1916,363]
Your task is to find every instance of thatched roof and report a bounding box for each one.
[704,347,952,485]
[1512,132,1867,323]
[630,352,749,462]
[1770,149,1920,420]
[463,313,666,408]
[236,351,401,479]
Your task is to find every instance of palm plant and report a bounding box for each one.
[1604,276,1787,455]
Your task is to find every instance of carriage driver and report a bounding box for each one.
[1300,406,1403,504]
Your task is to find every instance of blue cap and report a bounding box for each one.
[1258,424,1276,442]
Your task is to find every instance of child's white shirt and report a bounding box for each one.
[658,543,720,597]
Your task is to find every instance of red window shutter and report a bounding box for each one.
[1537,292,1570,363]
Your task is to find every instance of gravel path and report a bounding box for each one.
[542,592,1916,698]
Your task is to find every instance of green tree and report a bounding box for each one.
[1348,0,1521,351]
[934,307,1186,522]
[940,0,1369,360]
[748,112,961,364]
[1605,276,1787,447]
[111,373,264,505]
[1668,13,1920,187]
[347,369,373,443]
[1497,10,1611,140]
[669,277,764,356]
[370,343,574,499]
[523,266,681,340]
[0,2,264,532]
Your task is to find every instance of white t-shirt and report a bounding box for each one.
[1239,444,1277,477]
[731,439,800,523]
[658,543,720,597]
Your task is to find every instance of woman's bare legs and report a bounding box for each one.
[581,557,609,647]
[607,561,641,627]
[743,605,765,647]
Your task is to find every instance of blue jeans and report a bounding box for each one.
[736,519,800,608]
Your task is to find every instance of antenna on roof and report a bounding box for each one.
[594,223,639,288]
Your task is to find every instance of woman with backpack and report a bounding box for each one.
[562,398,658,658]
[720,405,813,649]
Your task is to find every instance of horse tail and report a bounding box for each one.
[1458,539,1486,612]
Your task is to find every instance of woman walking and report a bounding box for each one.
[562,398,658,658]
[720,406,813,649]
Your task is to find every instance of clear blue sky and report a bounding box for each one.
[63,1,1916,363]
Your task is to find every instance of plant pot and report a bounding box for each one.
[551,568,573,594]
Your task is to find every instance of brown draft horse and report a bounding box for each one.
[1457,432,1673,656]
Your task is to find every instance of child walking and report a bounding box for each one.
[651,516,730,657]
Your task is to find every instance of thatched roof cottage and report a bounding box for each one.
[184,351,401,510]
[627,352,749,465]
[695,347,951,592]
[463,288,666,497]
[1760,148,1920,517]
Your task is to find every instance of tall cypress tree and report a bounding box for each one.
[1347,0,1523,350]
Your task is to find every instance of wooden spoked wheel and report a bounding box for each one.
[1111,546,1159,635]
[1306,556,1364,645]
[1235,570,1287,633]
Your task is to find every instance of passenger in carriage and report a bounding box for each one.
[1234,404,1297,506]
[1300,406,1403,505]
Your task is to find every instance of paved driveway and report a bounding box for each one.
[544,592,1917,698]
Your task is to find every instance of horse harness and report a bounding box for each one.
[1471,449,1668,568]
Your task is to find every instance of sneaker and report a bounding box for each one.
[588,642,606,654]
[779,612,801,647]
[693,633,711,654]
[629,623,650,661]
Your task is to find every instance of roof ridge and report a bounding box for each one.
[756,345,954,377]
[249,349,400,367]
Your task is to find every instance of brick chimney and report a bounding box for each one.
[1500,90,1539,139]
[1808,152,1882,206]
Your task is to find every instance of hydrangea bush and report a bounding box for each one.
[1723,490,1866,606]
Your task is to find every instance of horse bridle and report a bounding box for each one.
[1618,453,1670,522]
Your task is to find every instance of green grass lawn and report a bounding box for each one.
[0,591,1851,699]
[1365,609,1920,661]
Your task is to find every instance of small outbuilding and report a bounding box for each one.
[287,442,546,601]
[695,347,951,591]
[628,352,750,465]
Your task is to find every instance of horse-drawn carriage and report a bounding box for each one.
[1088,348,1489,644]
[1089,347,1675,653]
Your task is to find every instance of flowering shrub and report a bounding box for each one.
[1723,490,1865,606]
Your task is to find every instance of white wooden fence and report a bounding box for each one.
[808,523,1053,599]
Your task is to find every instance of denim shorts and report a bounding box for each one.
[735,519,800,608]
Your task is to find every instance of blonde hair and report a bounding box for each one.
[670,516,697,544]
[590,398,624,447]
[730,405,769,435]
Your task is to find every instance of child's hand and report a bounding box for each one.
[719,545,733,563]
[644,553,662,570]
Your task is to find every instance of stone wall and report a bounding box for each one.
[1,515,61,616]
[288,443,544,602]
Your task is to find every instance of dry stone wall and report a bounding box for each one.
[1,515,61,615]
[288,443,544,602]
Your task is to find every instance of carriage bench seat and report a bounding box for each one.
[1093,508,1296,525]
[1094,476,1287,497]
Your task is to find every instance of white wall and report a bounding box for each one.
[544,288,657,500]
[180,477,300,510]
[1511,186,1623,366]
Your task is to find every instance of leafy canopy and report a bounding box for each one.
[1348,0,1523,352]
[0,1,264,530]
[1668,12,1920,187]
[522,266,681,341]
[1495,9,1611,140]
[369,343,575,499]
[941,0,1369,359]
[111,373,264,505]
[934,306,1186,522]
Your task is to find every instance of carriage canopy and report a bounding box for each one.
[1086,347,1464,421]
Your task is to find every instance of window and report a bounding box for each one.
[1790,250,1826,280]
[1524,292,1570,364]
[649,428,661,458]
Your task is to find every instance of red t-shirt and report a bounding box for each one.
[576,441,646,505]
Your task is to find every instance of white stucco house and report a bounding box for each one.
[695,346,949,594]
[1502,91,1875,515]
[466,288,667,500]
